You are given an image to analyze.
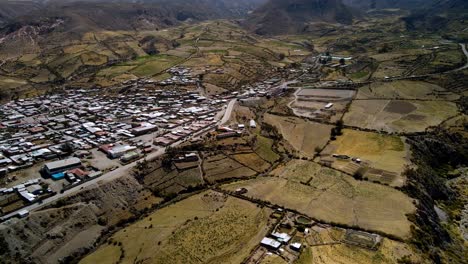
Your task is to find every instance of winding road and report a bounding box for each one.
[454,43,468,72]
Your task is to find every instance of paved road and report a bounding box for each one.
[1,100,238,222]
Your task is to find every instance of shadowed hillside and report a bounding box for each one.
[245,0,353,35]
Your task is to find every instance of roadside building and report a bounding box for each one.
[42,157,82,179]
[120,151,141,163]
[216,131,240,140]
[107,145,137,159]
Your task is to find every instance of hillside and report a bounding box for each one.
[0,0,265,32]
[403,0,468,33]
[244,0,353,35]
[342,0,430,10]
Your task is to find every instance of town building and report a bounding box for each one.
[42,157,82,179]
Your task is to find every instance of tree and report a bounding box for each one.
[335,120,344,135]
[330,128,337,140]
[314,146,322,155]
[353,168,366,180]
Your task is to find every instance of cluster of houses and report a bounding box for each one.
[159,67,198,86]
[0,178,47,203]
[0,87,229,179]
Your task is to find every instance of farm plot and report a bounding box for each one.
[291,100,348,122]
[80,191,272,264]
[372,61,408,79]
[254,136,280,163]
[343,100,459,132]
[231,152,271,173]
[264,114,332,157]
[223,176,415,238]
[322,129,408,176]
[130,54,183,77]
[357,80,460,101]
[203,154,257,183]
[296,89,355,101]
[271,159,330,183]
[142,166,203,196]
[297,238,421,264]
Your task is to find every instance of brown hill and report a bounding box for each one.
[244,0,353,35]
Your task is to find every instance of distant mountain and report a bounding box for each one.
[0,0,266,31]
[342,0,429,10]
[402,0,468,32]
[245,0,353,35]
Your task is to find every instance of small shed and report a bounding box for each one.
[249,119,257,128]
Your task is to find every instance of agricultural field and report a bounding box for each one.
[343,100,459,132]
[357,80,460,101]
[231,152,271,173]
[260,253,288,264]
[254,136,280,163]
[223,173,415,238]
[80,191,272,264]
[129,54,184,77]
[320,129,409,185]
[264,113,332,157]
[271,159,328,183]
[203,154,257,183]
[297,238,422,264]
[141,165,203,196]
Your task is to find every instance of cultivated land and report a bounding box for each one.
[80,191,272,264]
[1,4,467,263]
[264,113,332,157]
[297,236,421,264]
[223,173,415,238]
[320,129,409,185]
[343,99,459,132]
[357,80,460,101]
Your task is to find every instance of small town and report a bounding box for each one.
[0,65,289,221]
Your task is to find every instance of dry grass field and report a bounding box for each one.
[271,159,324,183]
[260,254,288,264]
[231,153,271,173]
[80,191,272,264]
[344,100,459,132]
[223,174,415,238]
[264,113,332,157]
[357,81,460,101]
[322,129,409,178]
[142,166,203,196]
[203,154,257,183]
[297,239,422,264]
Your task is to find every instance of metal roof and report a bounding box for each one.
[45,157,81,171]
